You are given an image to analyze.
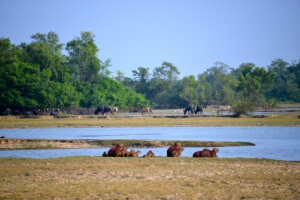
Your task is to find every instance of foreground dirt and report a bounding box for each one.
[0,157,299,199]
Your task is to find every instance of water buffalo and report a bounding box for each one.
[95,106,113,115]
[217,105,232,115]
[141,107,153,115]
[183,105,194,115]
[195,105,203,115]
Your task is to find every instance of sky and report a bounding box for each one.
[1,0,299,78]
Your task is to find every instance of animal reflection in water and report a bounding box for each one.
[141,107,153,115]
[217,105,232,115]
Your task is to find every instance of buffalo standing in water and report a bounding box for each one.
[95,106,114,115]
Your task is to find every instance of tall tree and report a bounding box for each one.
[179,75,199,106]
[132,66,151,96]
[236,63,274,108]
[198,62,237,105]
[66,32,102,83]
[150,61,180,108]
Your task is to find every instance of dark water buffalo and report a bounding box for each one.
[195,105,203,115]
[95,106,113,115]
[183,105,195,115]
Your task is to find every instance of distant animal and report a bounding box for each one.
[183,105,195,115]
[143,150,155,158]
[115,146,128,157]
[170,147,184,157]
[193,148,219,157]
[102,151,108,157]
[217,105,232,115]
[2,108,11,116]
[50,108,60,116]
[113,107,118,113]
[167,142,183,157]
[95,106,113,115]
[141,107,153,115]
[125,149,135,157]
[131,150,141,157]
[124,149,141,157]
[108,143,124,157]
[195,105,203,115]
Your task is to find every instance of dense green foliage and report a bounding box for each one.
[0,31,299,114]
[0,32,149,112]
[121,60,299,111]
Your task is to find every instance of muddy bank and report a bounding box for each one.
[0,138,254,150]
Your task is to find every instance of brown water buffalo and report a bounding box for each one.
[167,142,182,157]
[193,148,219,157]
[141,107,153,115]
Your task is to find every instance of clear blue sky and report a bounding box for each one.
[1,0,299,78]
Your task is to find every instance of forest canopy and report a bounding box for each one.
[0,31,299,114]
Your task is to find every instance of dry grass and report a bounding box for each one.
[0,157,299,199]
[0,115,299,129]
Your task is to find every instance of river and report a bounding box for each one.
[0,126,299,161]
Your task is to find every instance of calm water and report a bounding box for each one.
[0,126,299,161]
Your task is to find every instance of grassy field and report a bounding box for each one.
[0,157,299,199]
[0,115,299,129]
[1,108,299,199]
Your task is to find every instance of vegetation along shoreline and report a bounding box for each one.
[0,139,254,150]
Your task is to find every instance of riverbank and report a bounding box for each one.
[0,139,254,150]
[0,157,299,199]
[0,115,299,129]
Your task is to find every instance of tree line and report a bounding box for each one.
[116,56,299,114]
[1,31,299,114]
[0,31,149,113]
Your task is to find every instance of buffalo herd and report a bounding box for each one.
[102,142,219,158]
[1,105,233,116]
[184,105,203,115]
